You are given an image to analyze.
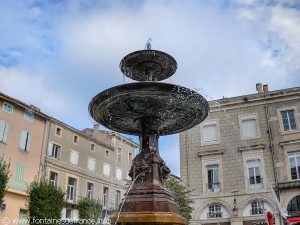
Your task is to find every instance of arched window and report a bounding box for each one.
[208,204,222,218]
[288,196,300,213]
[250,200,265,215]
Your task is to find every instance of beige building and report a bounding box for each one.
[42,119,138,221]
[180,85,300,225]
[0,93,48,221]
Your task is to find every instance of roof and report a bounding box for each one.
[211,86,300,107]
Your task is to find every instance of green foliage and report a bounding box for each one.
[0,155,10,206]
[165,176,194,220]
[27,180,65,225]
[78,197,103,225]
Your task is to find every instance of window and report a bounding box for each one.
[105,150,110,158]
[55,127,62,136]
[250,200,264,215]
[117,148,122,163]
[202,121,220,145]
[287,195,300,213]
[115,167,122,180]
[49,171,58,187]
[288,152,300,180]
[207,164,220,192]
[88,157,96,172]
[24,109,34,122]
[70,150,79,166]
[103,187,109,210]
[73,135,78,144]
[87,182,94,199]
[247,160,262,185]
[48,143,61,159]
[240,115,259,139]
[90,143,95,151]
[19,130,31,151]
[281,110,297,131]
[2,101,14,114]
[115,190,121,209]
[208,204,222,218]
[67,177,77,203]
[11,163,26,191]
[128,153,133,164]
[0,119,9,143]
[19,209,28,225]
[66,208,72,219]
[103,163,110,177]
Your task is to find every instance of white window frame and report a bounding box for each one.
[206,164,220,193]
[115,190,121,209]
[278,107,299,134]
[239,114,260,140]
[103,187,109,210]
[200,120,220,146]
[208,204,222,218]
[49,171,58,187]
[247,159,263,188]
[288,151,300,180]
[250,200,265,215]
[73,134,79,144]
[48,142,61,159]
[2,101,14,114]
[70,150,79,166]
[87,182,94,199]
[0,119,9,143]
[67,177,77,203]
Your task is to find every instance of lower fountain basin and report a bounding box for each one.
[89,82,209,136]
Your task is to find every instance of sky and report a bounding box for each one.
[0,0,300,176]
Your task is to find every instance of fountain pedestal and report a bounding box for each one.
[89,45,209,225]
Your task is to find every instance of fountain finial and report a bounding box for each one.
[145,38,152,50]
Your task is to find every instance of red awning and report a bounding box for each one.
[287,217,300,223]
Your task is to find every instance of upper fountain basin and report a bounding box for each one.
[120,50,177,81]
[89,82,209,136]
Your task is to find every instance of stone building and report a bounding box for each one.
[0,93,48,221]
[180,84,300,225]
[42,119,138,221]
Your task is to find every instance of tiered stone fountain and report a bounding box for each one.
[89,43,209,225]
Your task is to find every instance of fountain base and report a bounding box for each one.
[111,212,187,225]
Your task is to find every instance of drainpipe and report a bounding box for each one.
[264,104,282,225]
[38,118,48,181]
[185,130,190,188]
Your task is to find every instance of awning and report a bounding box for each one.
[287,217,300,223]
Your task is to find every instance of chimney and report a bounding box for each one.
[263,84,269,93]
[256,83,263,93]
[93,122,100,138]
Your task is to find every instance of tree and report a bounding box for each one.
[0,155,10,206]
[27,180,64,225]
[78,197,103,225]
[165,175,194,220]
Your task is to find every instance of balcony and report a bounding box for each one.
[207,183,220,193]
[278,180,300,190]
[207,212,223,218]
[249,177,263,188]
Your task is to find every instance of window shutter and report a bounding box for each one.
[26,132,31,151]
[0,120,9,143]
[203,124,218,142]
[116,167,122,180]
[70,150,78,165]
[48,143,53,156]
[88,157,96,171]
[19,130,27,150]
[104,163,110,176]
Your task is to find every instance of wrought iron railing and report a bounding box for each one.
[207,212,223,218]
[207,182,220,192]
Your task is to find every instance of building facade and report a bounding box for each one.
[0,92,138,222]
[180,85,300,225]
[42,120,138,221]
[0,93,48,221]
